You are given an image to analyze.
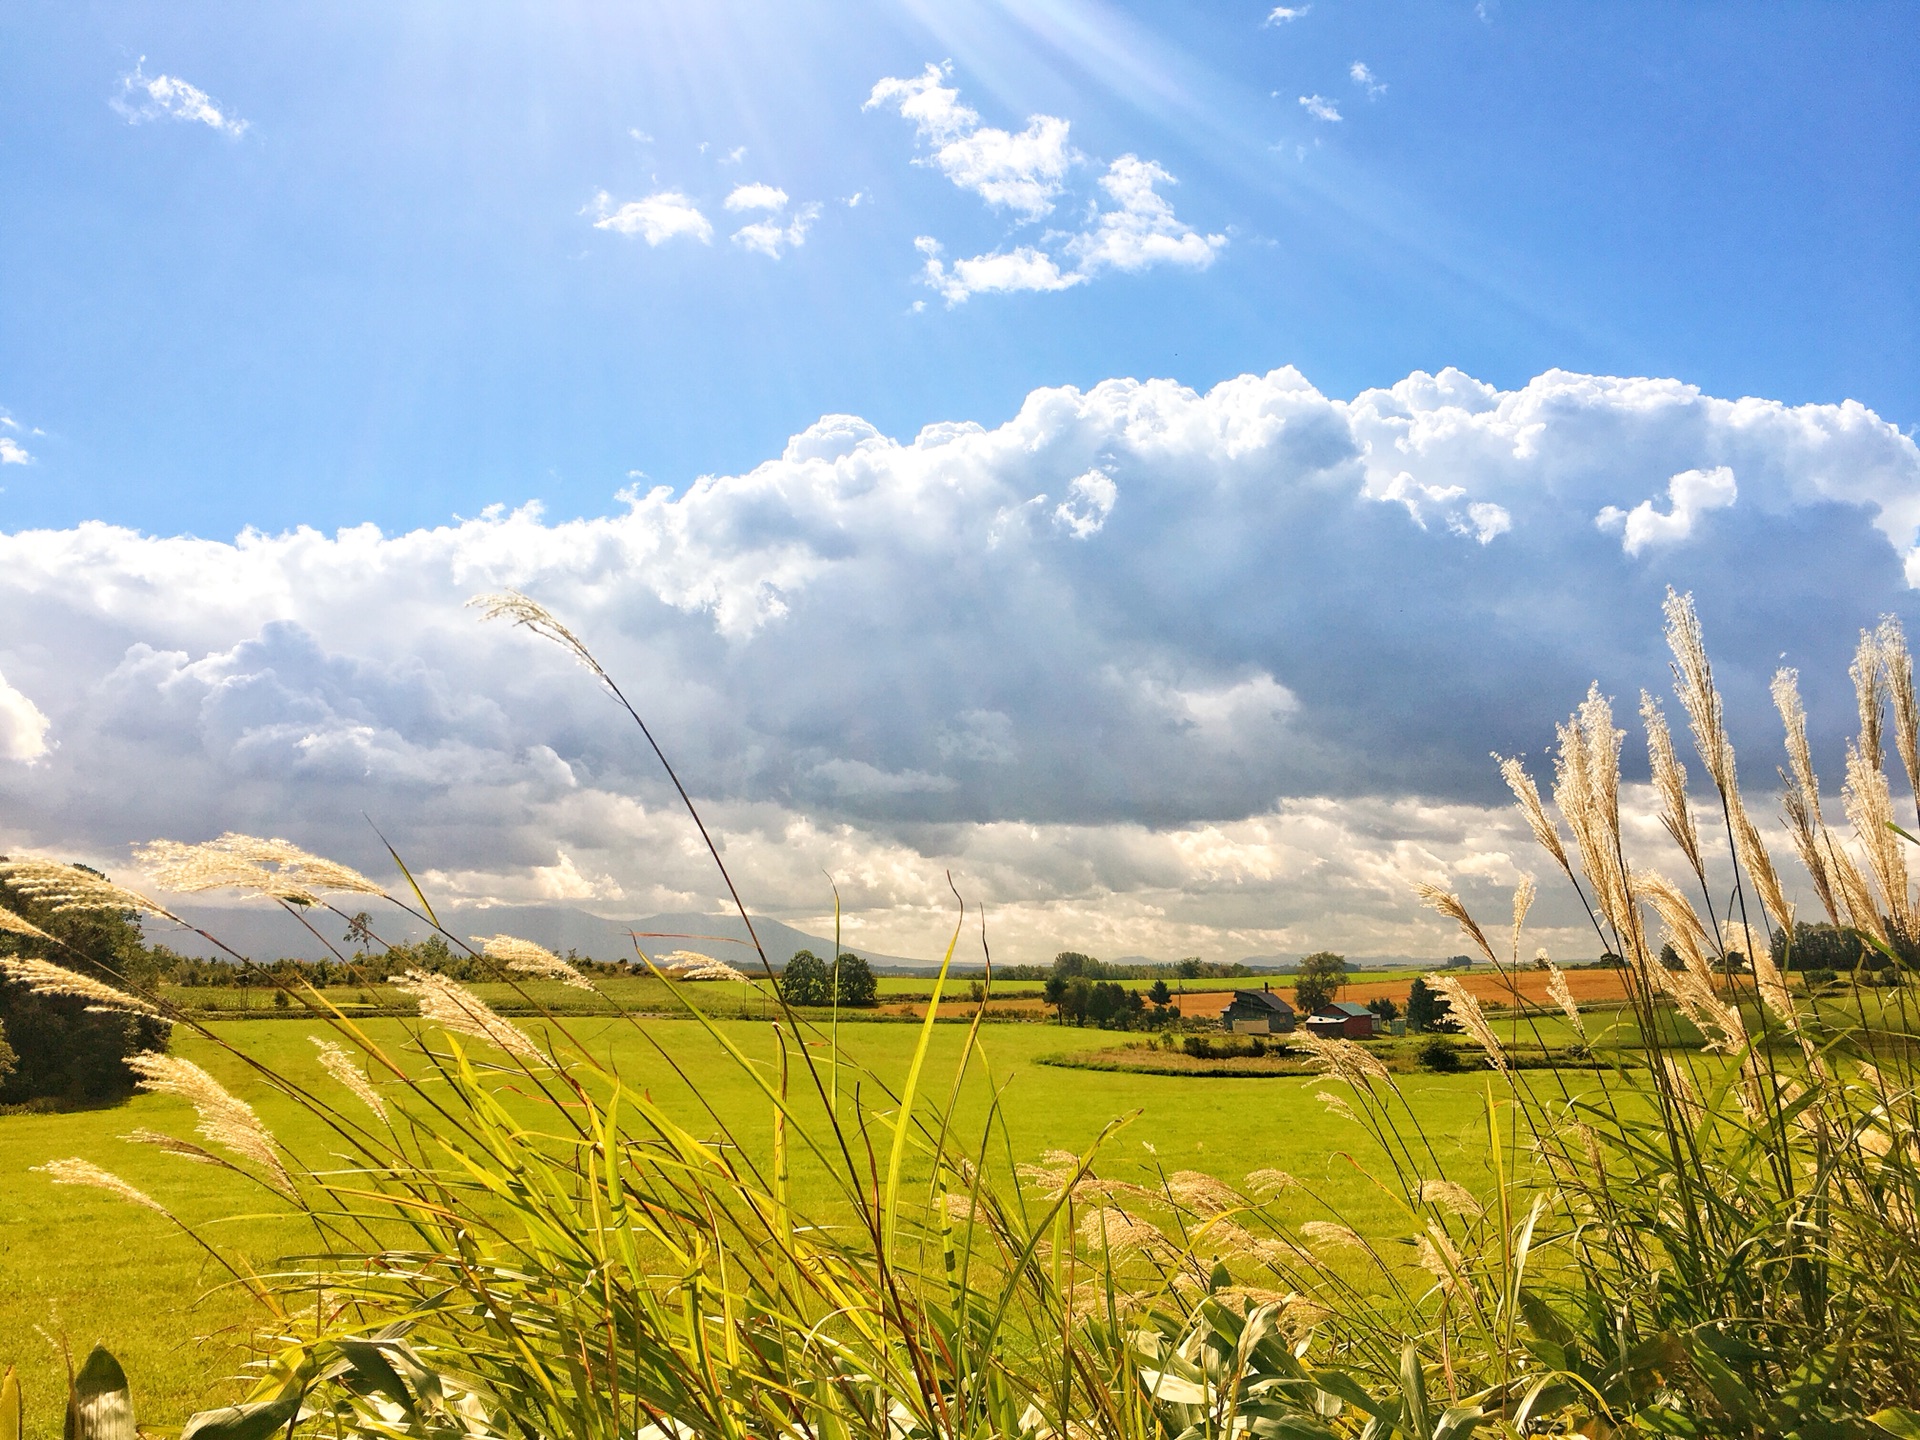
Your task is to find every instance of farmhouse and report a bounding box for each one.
[1220,984,1297,1034]
[1305,1001,1377,1039]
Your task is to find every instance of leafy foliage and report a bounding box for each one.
[1292,950,1347,1013]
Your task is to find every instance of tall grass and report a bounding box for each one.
[5,588,1920,1437]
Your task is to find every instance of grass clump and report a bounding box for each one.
[7,588,1920,1436]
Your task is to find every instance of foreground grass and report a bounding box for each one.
[1,1015,1505,1432]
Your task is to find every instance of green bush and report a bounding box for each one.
[1415,1035,1462,1072]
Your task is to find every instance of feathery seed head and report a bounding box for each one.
[136,834,384,902]
[1298,1031,1389,1084]
[394,969,546,1063]
[1244,1168,1300,1196]
[1430,975,1506,1073]
[1510,875,1536,964]
[0,956,166,1018]
[472,934,594,990]
[0,857,178,923]
[310,1037,389,1121]
[1414,882,1498,967]
[128,1052,293,1194]
[468,591,606,681]
[33,1158,168,1214]
[1300,1220,1367,1254]
[1665,588,1729,789]
[1853,626,1888,768]
[1496,753,1571,871]
[1417,1179,1483,1218]
[1545,962,1585,1037]
[0,903,53,942]
[1641,690,1705,882]
[1881,615,1920,803]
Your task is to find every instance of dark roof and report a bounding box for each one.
[1226,989,1295,1014]
[1318,1002,1373,1018]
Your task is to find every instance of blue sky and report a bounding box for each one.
[2,2,1919,965]
[3,1,1913,535]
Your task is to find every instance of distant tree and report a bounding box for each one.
[0,868,171,1105]
[1043,975,1069,1021]
[1658,943,1684,972]
[344,911,376,954]
[1087,981,1124,1029]
[1772,922,1868,975]
[1175,957,1202,980]
[967,979,987,1007]
[833,953,879,1008]
[1367,996,1399,1022]
[778,950,830,1006]
[1148,978,1173,1008]
[0,1017,15,1087]
[1599,952,1626,969]
[1052,951,1104,982]
[1445,954,1473,969]
[1061,976,1094,1027]
[1405,978,1456,1034]
[1293,951,1347,1013]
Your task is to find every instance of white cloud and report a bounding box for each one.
[917,238,1081,304]
[720,146,747,165]
[1596,465,1738,555]
[4,368,1919,962]
[1299,94,1342,123]
[111,60,247,136]
[725,183,789,212]
[1265,6,1310,22]
[732,203,820,258]
[845,192,866,208]
[1350,62,1387,98]
[866,63,1074,220]
[591,190,714,245]
[0,438,29,466]
[1065,156,1226,278]
[628,129,654,143]
[0,667,51,762]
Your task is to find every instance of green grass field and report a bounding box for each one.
[1,1013,1518,1432]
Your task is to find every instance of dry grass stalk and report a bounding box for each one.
[1510,874,1536,964]
[1552,687,1639,950]
[394,970,546,1064]
[32,1157,169,1215]
[468,592,609,684]
[122,1127,235,1170]
[1883,615,1920,808]
[1077,1206,1165,1255]
[129,1052,294,1194]
[1843,740,1910,932]
[1414,882,1497,967]
[0,857,179,922]
[1244,1168,1300,1195]
[1299,1220,1368,1254]
[0,956,165,1017]
[0,903,53,941]
[1721,758,1795,936]
[1430,975,1507,1073]
[1779,768,1841,926]
[1416,1226,1466,1292]
[1544,962,1585,1037]
[311,1037,389,1121]
[473,934,594,990]
[1852,626,1887,770]
[1417,1179,1483,1218]
[1664,589,1730,791]
[1314,1090,1360,1124]
[137,833,384,904]
[1298,1032,1389,1085]
[1166,1170,1242,1217]
[1496,753,1571,873]
[1642,691,1705,884]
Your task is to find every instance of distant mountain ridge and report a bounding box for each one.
[158,902,932,970]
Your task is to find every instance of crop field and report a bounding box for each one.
[1,1013,1520,1431]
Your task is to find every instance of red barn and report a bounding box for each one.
[1305,1001,1376,1039]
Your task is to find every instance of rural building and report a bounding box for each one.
[1306,1001,1377,1039]
[1220,984,1297,1034]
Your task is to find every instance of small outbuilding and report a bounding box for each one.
[1220,984,1297,1034]
[1305,1001,1377,1039]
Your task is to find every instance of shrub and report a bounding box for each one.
[1415,1035,1462,1072]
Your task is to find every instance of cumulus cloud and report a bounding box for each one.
[1265,6,1310,22]
[865,63,1074,220]
[1596,466,1738,555]
[3,367,1918,962]
[725,183,789,212]
[591,190,714,245]
[1350,62,1387,98]
[871,66,1222,305]
[0,438,28,466]
[0,668,51,762]
[1299,94,1342,123]
[112,60,248,136]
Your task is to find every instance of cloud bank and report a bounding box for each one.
[3,366,1917,962]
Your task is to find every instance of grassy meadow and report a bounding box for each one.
[1,1012,1514,1432]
